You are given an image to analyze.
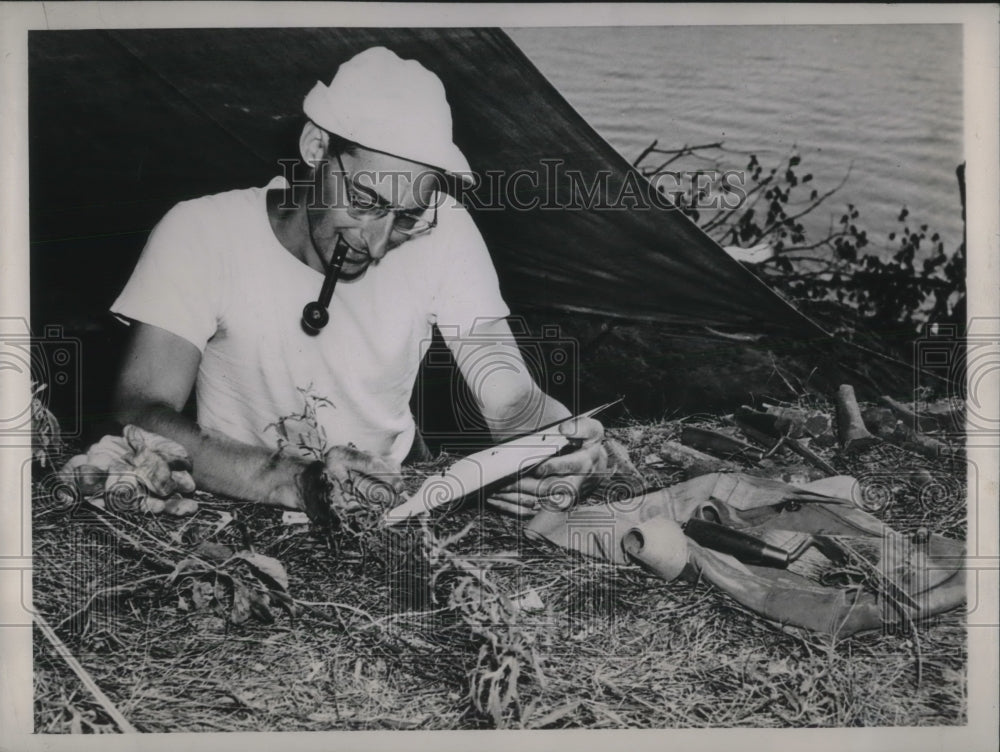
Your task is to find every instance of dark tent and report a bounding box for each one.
[28,28,913,443]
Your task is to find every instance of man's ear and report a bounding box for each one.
[299,121,329,165]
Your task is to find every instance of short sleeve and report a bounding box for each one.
[111,200,225,351]
[431,203,510,341]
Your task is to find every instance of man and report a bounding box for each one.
[111,46,606,517]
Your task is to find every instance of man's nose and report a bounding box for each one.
[362,214,396,259]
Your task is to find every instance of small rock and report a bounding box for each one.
[643,454,664,466]
[282,510,310,526]
[307,712,337,723]
[510,588,545,613]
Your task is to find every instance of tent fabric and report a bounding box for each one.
[30,27,831,340]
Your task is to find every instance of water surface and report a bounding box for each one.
[508,25,964,253]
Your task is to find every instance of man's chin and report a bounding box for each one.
[338,262,370,282]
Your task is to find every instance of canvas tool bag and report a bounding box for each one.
[526,473,965,637]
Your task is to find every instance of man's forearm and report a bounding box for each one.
[113,401,303,506]
[482,385,571,439]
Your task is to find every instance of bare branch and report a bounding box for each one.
[632,139,659,168]
[638,141,724,160]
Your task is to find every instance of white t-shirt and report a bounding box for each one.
[111,177,510,464]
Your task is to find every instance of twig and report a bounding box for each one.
[87,513,177,571]
[634,140,724,167]
[631,139,659,168]
[644,148,725,177]
[757,231,853,258]
[34,612,139,733]
[641,155,685,176]
[769,353,799,395]
[296,599,381,627]
[760,435,788,460]
[878,395,922,431]
[98,506,224,569]
[55,574,167,632]
[700,178,773,233]
[644,141,724,156]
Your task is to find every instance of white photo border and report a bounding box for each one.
[1,3,996,750]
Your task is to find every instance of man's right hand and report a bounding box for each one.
[267,446,405,512]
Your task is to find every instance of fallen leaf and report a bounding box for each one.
[192,541,236,563]
[209,510,234,536]
[234,551,289,591]
[190,580,214,610]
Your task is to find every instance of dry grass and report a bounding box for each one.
[31,396,967,732]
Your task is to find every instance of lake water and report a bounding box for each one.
[507,25,964,255]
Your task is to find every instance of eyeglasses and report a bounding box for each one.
[334,153,438,237]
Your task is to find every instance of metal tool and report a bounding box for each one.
[681,518,919,609]
[383,399,621,525]
[682,517,810,568]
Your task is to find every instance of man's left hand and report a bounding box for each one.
[487,416,608,517]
